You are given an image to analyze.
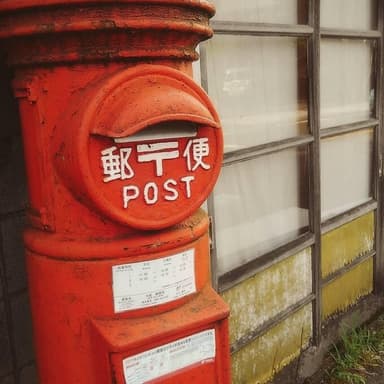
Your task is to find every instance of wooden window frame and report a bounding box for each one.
[200,0,383,350]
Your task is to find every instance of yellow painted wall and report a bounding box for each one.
[322,258,373,320]
[223,213,375,382]
[222,248,311,345]
[231,305,312,384]
[321,212,374,278]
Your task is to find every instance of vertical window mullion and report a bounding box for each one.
[207,195,219,290]
[375,0,384,293]
[198,43,220,290]
[308,0,322,346]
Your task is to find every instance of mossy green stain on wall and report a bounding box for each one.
[222,248,311,345]
[322,257,373,321]
[231,305,312,384]
[321,212,374,278]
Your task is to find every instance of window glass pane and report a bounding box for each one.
[212,0,307,24]
[320,0,376,30]
[320,39,374,128]
[214,147,309,275]
[205,35,308,152]
[321,129,373,220]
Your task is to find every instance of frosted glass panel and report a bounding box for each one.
[321,0,376,30]
[213,0,302,24]
[320,39,374,128]
[205,35,308,152]
[214,147,309,275]
[321,130,373,220]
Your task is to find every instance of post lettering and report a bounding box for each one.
[180,176,195,198]
[144,182,158,205]
[123,186,139,208]
[164,179,179,201]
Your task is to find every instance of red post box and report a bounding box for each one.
[0,1,231,383]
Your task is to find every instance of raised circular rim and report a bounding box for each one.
[71,65,223,230]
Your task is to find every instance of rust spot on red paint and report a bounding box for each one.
[38,23,55,32]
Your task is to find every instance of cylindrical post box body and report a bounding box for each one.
[0,2,231,383]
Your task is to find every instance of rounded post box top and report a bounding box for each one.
[0,0,215,66]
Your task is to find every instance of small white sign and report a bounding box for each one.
[112,249,196,312]
[122,329,216,384]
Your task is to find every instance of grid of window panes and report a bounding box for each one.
[319,1,378,222]
[202,0,379,284]
[201,0,381,343]
[203,0,313,282]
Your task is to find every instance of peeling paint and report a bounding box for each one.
[321,212,374,278]
[322,258,373,321]
[222,248,312,345]
[231,305,312,384]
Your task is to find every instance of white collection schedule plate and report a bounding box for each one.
[112,248,196,312]
[122,329,216,384]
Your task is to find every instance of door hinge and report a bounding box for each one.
[379,153,383,178]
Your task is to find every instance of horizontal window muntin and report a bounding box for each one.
[218,232,315,292]
[320,119,379,139]
[320,29,380,39]
[322,250,375,286]
[223,135,314,166]
[212,21,314,37]
[230,293,314,354]
[211,25,381,39]
[320,200,377,235]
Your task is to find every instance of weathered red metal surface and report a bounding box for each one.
[0,1,231,383]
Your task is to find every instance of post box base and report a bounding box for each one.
[92,285,231,384]
[25,218,231,383]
